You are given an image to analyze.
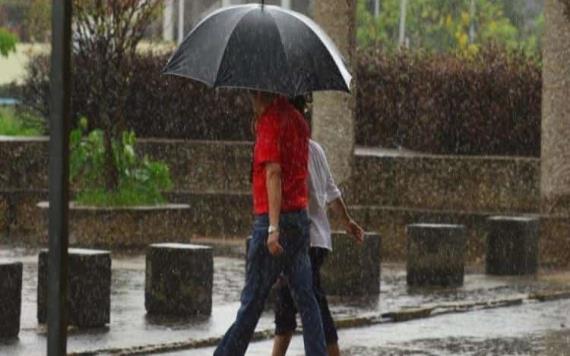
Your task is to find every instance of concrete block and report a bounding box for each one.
[38,248,111,328]
[406,224,466,287]
[486,216,539,275]
[0,262,22,338]
[321,232,381,296]
[145,243,213,316]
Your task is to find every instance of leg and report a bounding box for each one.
[327,343,341,356]
[282,213,327,356]
[310,248,339,349]
[215,223,282,356]
[272,332,294,356]
[272,278,298,356]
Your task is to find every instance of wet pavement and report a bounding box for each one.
[0,245,569,355]
[176,298,570,355]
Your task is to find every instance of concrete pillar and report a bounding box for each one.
[38,249,111,328]
[320,232,381,296]
[222,0,232,7]
[486,216,539,275]
[312,0,357,184]
[163,0,175,42]
[541,0,570,215]
[145,243,213,316]
[0,262,22,338]
[282,0,291,9]
[177,0,185,44]
[406,224,466,287]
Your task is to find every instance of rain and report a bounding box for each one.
[1,0,569,355]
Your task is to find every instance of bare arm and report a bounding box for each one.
[329,197,364,243]
[266,162,284,255]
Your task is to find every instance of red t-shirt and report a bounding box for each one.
[252,97,309,215]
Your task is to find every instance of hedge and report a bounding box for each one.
[357,47,541,156]
[20,46,541,156]
[20,53,253,141]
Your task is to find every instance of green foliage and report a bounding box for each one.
[25,0,51,42]
[71,0,163,193]
[356,46,541,156]
[0,27,17,57]
[70,118,173,207]
[357,0,543,55]
[0,107,44,136]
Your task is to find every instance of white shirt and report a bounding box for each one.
[308,140,342,251]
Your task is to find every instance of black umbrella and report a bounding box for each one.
[162,3,351,96]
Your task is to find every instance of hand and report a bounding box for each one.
[267,231,284,256]
[345,218,364,244]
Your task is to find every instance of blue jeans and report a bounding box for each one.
[214,211,327,356]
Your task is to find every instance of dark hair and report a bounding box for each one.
[288,95,307,114]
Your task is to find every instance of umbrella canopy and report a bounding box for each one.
[163,4,351,96]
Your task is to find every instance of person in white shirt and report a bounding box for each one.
[272,97,365,356]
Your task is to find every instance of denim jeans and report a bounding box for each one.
[274,247,339,345]
[214,210,327,356]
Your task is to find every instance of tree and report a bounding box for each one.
[0,27,17,57]
[357,0,538,54]
[25,0,51,42]
[73,0,162,192]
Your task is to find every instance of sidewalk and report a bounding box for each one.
[1,245,569,355]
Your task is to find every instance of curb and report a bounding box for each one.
[70,290,570,355]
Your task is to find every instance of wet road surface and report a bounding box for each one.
[1,246,569,355]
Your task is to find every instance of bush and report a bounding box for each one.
[356,47,542,156]
[21,52,253,141]
[0,27,17,57]
[70,118,173,206]
[21,46,540,156]
[0,106,44,136]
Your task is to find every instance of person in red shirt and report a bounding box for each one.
[215,92,327,356]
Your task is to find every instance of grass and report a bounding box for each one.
[0,106,44,136]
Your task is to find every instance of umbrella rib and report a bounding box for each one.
[265,10,294,95]
[211,8,257,88]
[283,10,352,90]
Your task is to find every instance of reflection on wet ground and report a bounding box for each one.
[0,246,569,355]
[178,299,570,355]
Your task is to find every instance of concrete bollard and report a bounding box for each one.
[486,216,539,275]
[38,248,111,328]
[406,224,466,287]
[145,243,213,316]
[320,232,381,296]
[0,262,23,338]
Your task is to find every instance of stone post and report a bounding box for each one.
[320,232,381,296]
[145,243,213,316]
[0,262,22,338]
[312,0,357,184]
[486,216,539,275]
[541,0,570,215]
[38,249,111,328]
[406,224,466,287]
